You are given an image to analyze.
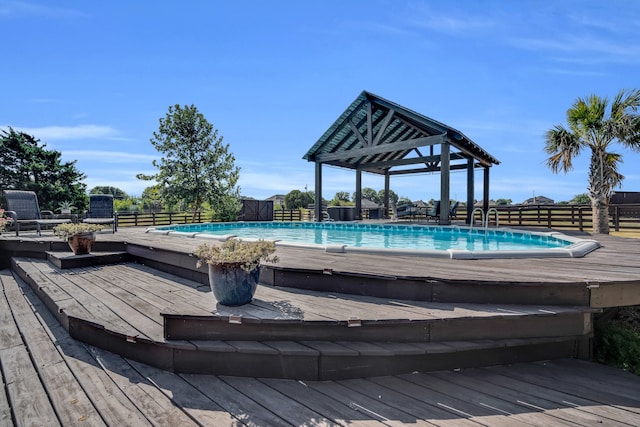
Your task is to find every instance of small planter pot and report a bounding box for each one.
[67,232,96,255]
[208,263,260,306]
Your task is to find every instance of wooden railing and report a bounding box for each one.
[113,203,640,232]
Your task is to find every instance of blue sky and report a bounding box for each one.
[2,0,640,204]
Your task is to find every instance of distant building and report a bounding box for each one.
[265,194,285,206]
[360,198,380,209]
[522,196,554,205]
[611,191,640,204]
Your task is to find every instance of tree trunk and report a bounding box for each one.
[591,197,610,234]
[589,150,610,234]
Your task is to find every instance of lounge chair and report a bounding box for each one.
[395,202,418,220]
[83,194,117,232]
[3,190,72,236]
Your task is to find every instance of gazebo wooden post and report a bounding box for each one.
[314,162,323,222]
[355,169,362,220]
[466,158,475,224]
[439,142,451,225]
[483,166,490,214]
[384,170,390,218]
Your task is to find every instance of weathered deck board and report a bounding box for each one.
[180,374,293,426]
[468,363,640,425]
[129,359,240,425]
[485,363,640,417]
[430,368,635,426]
[254,377,387,426]
[14,258,150,339]
[1,271,105,427]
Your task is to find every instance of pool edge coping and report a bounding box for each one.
[145,223,601,260]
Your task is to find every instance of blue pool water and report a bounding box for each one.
[152,222,599,259]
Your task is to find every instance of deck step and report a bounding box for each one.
[161,307,594,343]
[126,244,593,306]
[46,251,130,269]
[66,314,583,380]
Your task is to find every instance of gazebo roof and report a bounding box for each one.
[303,91,499,175]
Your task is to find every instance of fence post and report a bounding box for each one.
[518,208,522,225]
[547,208,552,228]
[614,206,620,232]
[578,208,584,231]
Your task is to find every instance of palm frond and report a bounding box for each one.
[544,125,582,173]
[603,151,625,189]
[567,95,606,135]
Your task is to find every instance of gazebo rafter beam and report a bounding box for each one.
[373,108,396,146]
[360,152,466,171]
[315,133,445,163]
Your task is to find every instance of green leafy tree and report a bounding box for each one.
[137,104,241,221]
[329,192,354,206]
[0,128,87,211]
[283,190,314,209]
[495,198,512,206]
[378,189,398,206]
[141,184,163,212]
[89,186,128,199]
[545,89,640,233]
[570,193,590,204]
[357,187,379,203]
[333,191,351,203]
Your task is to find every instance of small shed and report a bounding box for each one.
[303,91,500,223]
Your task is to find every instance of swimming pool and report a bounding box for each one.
[149,221,600,259]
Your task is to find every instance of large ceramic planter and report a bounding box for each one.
[67,232,96,255]
[208,263,260,306]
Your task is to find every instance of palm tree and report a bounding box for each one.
[544,89,640,234]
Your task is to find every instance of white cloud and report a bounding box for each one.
[0,1,86,18]
[3,124,123,141]
[63,150,157,163]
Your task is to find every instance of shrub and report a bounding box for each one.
[594,306,640,375]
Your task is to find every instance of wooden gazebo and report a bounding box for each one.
[303,91,500,224]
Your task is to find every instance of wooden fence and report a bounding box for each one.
[116,211,212,228]
[482,204,640,231]
[114,203,640,232]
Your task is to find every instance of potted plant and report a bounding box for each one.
[195,239,278,306]
[0,209,11,234]
[57,201,76,215]
[54,223,104,255]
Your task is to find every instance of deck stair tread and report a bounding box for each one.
[14,257,597,324]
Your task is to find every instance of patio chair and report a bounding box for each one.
[449,201,459,218]
[83,194,117,232]
[3,190,72,236]
[425,200,441,221]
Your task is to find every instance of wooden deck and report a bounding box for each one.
[2,267,640,426]
[2,226,640,425]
